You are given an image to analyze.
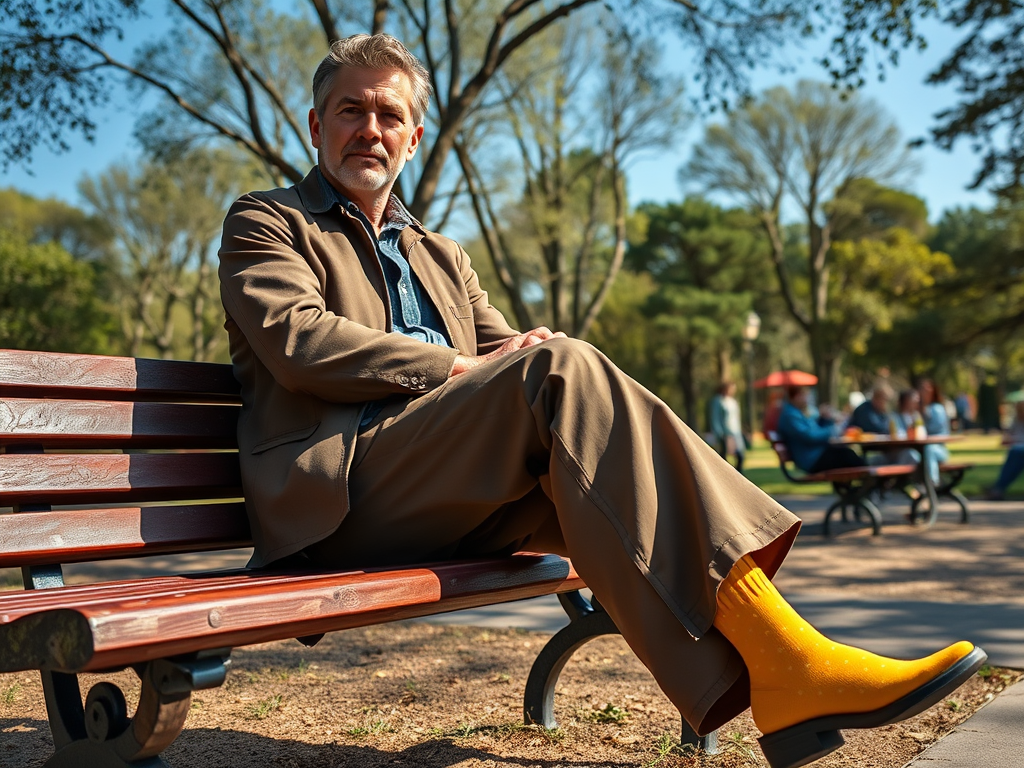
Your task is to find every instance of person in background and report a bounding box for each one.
[987,400,1024,500]
[916,379,951,485]
[776,386,865,473]
[954,392,973,431]
[710,381,746,473]
[849,383,894,434]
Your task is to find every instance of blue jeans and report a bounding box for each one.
[994,445,1024,492]
[923,444,949,485]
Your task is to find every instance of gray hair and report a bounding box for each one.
[312,34,432,127]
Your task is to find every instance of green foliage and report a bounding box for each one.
[603,197,771,424]
[827,228,953,356]
[0,230,117,353]
[927,0,1024,192]
[79,147,261,361]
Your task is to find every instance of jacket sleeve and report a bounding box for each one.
[779,408,835,446]
[219,193,459,403]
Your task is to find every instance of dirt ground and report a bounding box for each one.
[1,498,1022,768]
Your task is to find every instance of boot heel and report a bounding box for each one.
[758,726,844,768]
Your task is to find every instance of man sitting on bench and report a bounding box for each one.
[217,33,984,768]
[777,386,865,473]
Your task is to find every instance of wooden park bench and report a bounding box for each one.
[766,431,917,535]
[0,349,715,767]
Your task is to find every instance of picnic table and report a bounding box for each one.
[830,434,970,526]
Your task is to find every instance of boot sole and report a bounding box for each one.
[757,645,988,768]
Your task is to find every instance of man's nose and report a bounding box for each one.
[355,112,382,141]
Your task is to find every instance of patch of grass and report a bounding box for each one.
[2,683,21,706]
[947,699,962,712]
[491,672,511,684]
[587,703,630,723]
[245,694,282,720]
[347,719,395,737]
[743,434,1011,497]
[643,733,678,767]
[721,730,758,761]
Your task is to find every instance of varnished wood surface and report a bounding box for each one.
[0,503,251,567]
[0,555,583,673]
[0,399,239,448]
[0,350,239,402]
[0,452,242,505]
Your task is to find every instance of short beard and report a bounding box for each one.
[331,143,406,193]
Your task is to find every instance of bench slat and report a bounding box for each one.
[0,400,238,448]
[0,503,251,567]
[0,453,241,505]
[0,350,239,402]
[0,555,581,673]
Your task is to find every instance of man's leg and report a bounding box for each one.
[305,338,981,764]
[992,445,1024,495]
[810,445,865,472]
[306,338,798,732]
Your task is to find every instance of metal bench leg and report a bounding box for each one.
[855,496,884,536]
[950,489,970,523]
[523,590,718,753]
[42,652,230,768]
[822,498,845,536]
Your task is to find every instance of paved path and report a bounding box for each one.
[904,678,1024,768]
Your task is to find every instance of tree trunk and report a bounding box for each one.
[678,340,698,429]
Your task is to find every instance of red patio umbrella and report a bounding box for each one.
[753,369,818,389]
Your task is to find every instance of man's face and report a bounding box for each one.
[309,66,423,197]
[792,388,809,410]
[872,391,889,411]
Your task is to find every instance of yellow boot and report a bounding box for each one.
[714,556,986,768]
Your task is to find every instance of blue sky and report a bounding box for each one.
[0,13,994,223]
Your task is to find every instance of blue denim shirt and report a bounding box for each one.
[315,171,451,425]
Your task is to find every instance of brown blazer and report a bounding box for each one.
[218,168,517,566]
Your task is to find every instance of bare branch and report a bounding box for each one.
[308,0,341,42]
[454,139,534,329]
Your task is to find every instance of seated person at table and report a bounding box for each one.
[915,379,951,484]
[849,383,894,434]
[777,386,865,473]
[987,400,1024,500]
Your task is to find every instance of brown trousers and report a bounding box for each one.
[305,338,800,732]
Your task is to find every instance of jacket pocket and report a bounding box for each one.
[251,422,320,454]
[449,302,473,320]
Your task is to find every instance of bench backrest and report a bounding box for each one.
[0,349,251,571]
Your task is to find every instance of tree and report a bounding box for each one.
[79,149,261,360]
[687,80,914,402]
[623,198,772,426]
[1,0,925,224]
[0,188,113,262]
[456,23,685,337]
[826,227,953,361]
[925,0,1024,193]
[0,231,117,353]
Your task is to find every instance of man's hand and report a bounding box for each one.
[449,327,567,377]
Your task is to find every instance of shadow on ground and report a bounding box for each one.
[0,718,639,768]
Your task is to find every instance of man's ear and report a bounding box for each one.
[406,124,424,160]
[309,108,322,150]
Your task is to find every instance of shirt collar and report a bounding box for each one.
[311,167,423,232]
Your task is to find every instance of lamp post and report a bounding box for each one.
[742,311,761,439]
